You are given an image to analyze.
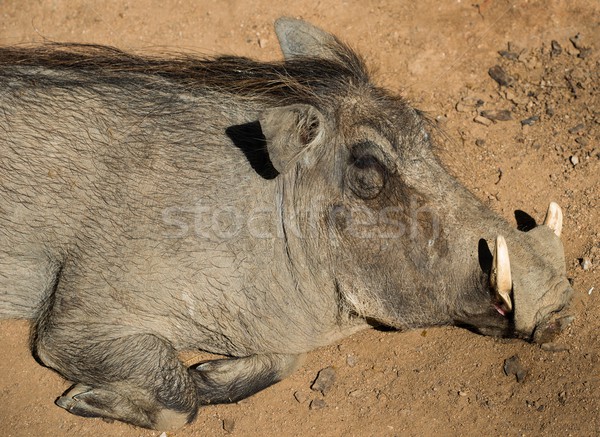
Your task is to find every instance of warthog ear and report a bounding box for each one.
[275,17,340,61]
[259,104,325,173]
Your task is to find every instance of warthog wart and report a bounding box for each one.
[0,18,572,430]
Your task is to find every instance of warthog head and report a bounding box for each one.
[259,18,573,343]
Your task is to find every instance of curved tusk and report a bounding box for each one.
[543,201,563,237]
[490,235,513,312]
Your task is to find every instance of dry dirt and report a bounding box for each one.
[0,1,598,436]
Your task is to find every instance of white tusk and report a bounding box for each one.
[490,235,513,312]
[543,201,563,237]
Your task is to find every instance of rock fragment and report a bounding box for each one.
[498,50,518,60]
[346,354,358,367]
[311,366,336,395]
[223,418,236,433]
[309,398,326,410]
[294,390,307,403]
[481,110,512,121]
[503,355,528,382]
[580,257,592,270]
[488,65,514,86]
[474,115,492,126]
[558,391,567,405]
[521,115,540,126]
[541,342,570,352]
[569,33,592,58]
[550,40,562,56]
[569,33,584,49]
[568,123,585,134]
[577,47,592,59]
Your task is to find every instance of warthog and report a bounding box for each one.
[0,18,572,430]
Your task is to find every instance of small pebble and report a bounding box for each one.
[474,115,492,126]
[294,390,307,403]
[503,355,528,383]
[222,418,236,433]
[570,155,579,166]
[309,398,326,410]
[550,40,562,56]
[488,65,514,86]
[311,366,336,395]
[568,123,585,134]
[346,354,358,367]
[498,50,518,60]
[505,90,528,106]
[521,115,540,126]
[475,138,486,147]
[435,114,448,124]
[558,391,567,405]
[580,257,592,270]
[569,34,583,49]
[455,102,472,112]
[577,47,592,59]
[541,343,570,352]
[481,110,512,121]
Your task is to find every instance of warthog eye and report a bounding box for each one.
[346,142,387,199]
[354,155,379,170]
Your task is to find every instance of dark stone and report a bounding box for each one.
[521,115,540,126]
[481,109,513,121]
[311,367,336,395]
[503,355,528,383]
[498,50,519,60]
[550,40,562,56]
[488,65,514,86]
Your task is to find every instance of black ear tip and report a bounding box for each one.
[514,210,537,232]
[478,238,493,272]
[225,121,279,180]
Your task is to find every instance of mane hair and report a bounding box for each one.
[0,43,370,106]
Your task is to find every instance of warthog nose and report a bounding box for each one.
[533,314,575,344]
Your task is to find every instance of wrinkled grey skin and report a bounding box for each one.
[0,18,572,430]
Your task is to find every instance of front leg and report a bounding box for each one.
[191,353,303,404]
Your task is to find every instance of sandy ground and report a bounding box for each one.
[0,1,598,436]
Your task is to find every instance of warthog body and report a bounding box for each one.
[0,18,572,430]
